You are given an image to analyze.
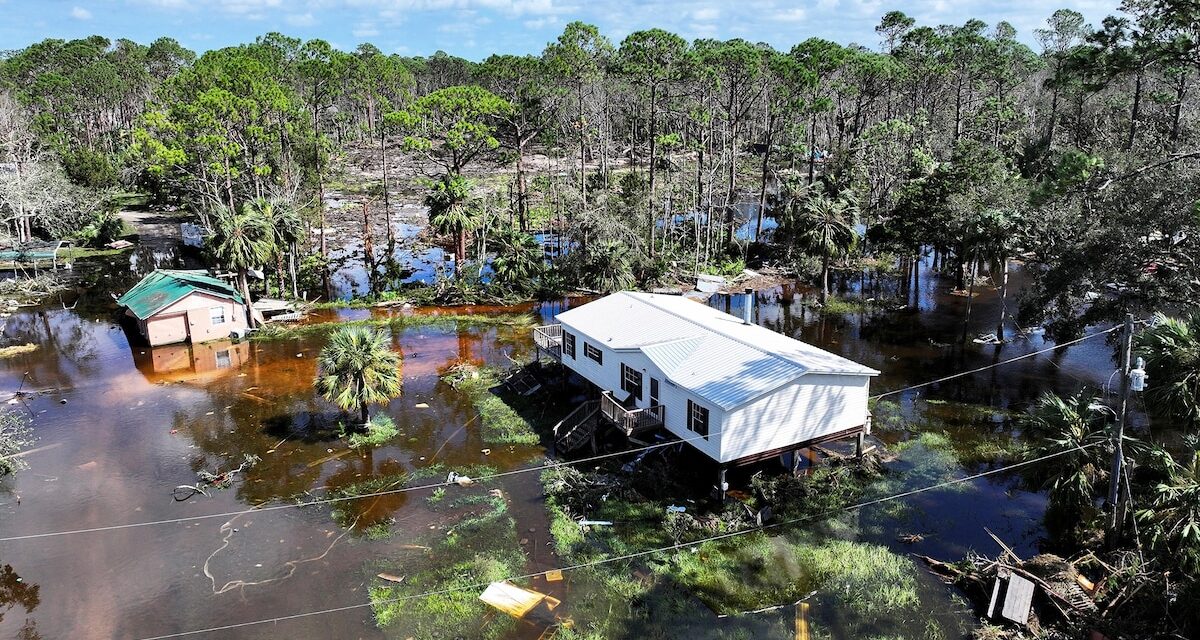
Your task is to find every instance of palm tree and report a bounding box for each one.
[315,326,402,425]
[246,197,304,298]
[1136,313,1200,428]
[491,227,544,292]
[1137,436,1200,570]
[787,187,857,303]
[1021,390,1114,519]
[210,204,275,327]
[584,241,635,293]
[426,174,482,277]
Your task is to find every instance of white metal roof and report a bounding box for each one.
[556,291,879,410]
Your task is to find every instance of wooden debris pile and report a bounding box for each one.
[917,530,1110,637]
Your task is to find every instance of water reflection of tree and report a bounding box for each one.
[0,564,39,636]
[0,309,102,390]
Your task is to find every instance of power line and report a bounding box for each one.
[133,442,1101,640]
[870,325,1120,400]
[0,324,1117,544]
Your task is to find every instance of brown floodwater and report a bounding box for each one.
[0,250,1157,640]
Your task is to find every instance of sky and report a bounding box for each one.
[0,0,1124,59]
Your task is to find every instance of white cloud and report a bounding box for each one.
[771,7,807,22]
[523,16,557,29]
[71,5,92,19]
[692,7,719,21]
[285,12,317,26]
[352,22,381,37]
[218,0,282,14]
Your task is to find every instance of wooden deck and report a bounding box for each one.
[533,324,563,361]
[599,392,664,436]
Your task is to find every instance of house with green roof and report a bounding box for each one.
[117,270,249,346]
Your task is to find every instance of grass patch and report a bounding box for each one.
[0,344,37,359]
[251,311,535,341]
[874,397,1028,467]
[346,414,400,448]
[538,457,928,635]
[368,482,525,639]
[819,295,870,314]
[442,364,539,446]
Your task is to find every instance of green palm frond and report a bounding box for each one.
[315,326,403,421]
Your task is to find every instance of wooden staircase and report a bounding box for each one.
[554,400,599,453]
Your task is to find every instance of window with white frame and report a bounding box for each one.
[687,399,709,439]
[620,363,643,400]
[584,342,602,364]
[209,306,226,326]
[563,331,576,358]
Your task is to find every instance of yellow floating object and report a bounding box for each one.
[479,581,562,622]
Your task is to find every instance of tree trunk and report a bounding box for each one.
[647,83,658,257]
[820,253,830,303]
[754,119,773,241]
[807,113,818,186]
[238,270,257,328]
[577,83,587,211]
[381,126,394,247]
[516,138,529,232]
[454,227,466,277]
[1126,70,1143,151]
[362,202,374,294]
[996,258,1009,341]
[289,244,299,299]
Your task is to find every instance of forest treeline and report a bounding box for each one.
[0,1,1196,333]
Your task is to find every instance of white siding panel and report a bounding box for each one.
[559,321,723,460]
[719,374,870,463]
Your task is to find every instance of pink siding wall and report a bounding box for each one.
[141,292,248,346]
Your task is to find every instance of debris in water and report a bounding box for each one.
[447,472,474,486]
[414,402,429,409]
[481,448,491,455]
[377,573,405,584]
[479,581,564,624]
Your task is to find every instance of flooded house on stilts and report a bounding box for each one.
[534,291,879,491]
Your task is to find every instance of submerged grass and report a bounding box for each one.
[442,364,540,446]
[369,481,525,640]
[540,459,929,636]
[251,311,535,341]
[0,343,37,358]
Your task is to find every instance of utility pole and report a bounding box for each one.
[1106,313,1135,544]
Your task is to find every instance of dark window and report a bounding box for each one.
[649,378,660,407]
[563,331,576,358]
[620,363,643,400]
[584,342,602,364]
[687,399,709,439]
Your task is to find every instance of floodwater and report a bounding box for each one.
[0,247,1147,639]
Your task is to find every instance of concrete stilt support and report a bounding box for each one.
[856,432,866,460]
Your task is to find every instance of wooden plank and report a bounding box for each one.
[987,576,1002,619]
[1001,574,1035,624]
[794,602,810,640]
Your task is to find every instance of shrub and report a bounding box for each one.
[61,147,119,188]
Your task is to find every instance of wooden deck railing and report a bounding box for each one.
[599,392,665,435]
[533,324,563,359]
